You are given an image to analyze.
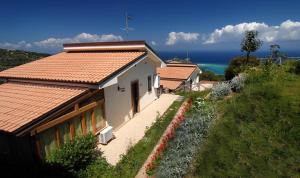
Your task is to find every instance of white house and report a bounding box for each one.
[0,41,165,161]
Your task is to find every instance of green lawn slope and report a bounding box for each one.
[191,63,300,177]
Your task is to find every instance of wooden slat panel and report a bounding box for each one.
[32,99,104,135]
[91,110,96,134]
[81,113,86,135]
[55,128,60,148]
[70,123,75,140]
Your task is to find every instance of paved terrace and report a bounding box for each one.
[98,94,181,165]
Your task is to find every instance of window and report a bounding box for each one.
[58,122,70,145]
[37,101,106,158]
[39,128,56,158]
[85,111,93,133]
[95,105,105,130]
[72,115,82,137]
[147,75,152,92]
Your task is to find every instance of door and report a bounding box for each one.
[131,80,139,115]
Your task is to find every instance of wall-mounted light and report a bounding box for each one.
[118,86,125,92]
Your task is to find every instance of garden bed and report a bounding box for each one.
[145,91,214,178]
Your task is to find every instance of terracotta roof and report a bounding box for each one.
[0,82,88,133]
[0,51,145,84]
[157,66,197,80]
[160,80,183,90]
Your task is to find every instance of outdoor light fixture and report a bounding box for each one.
[118,86,125,92]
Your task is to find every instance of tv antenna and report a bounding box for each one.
[121,12,134,35]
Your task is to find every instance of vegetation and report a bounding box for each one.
[190,62,300,177]
[46,133,102,175]
[210,81,231,100]
[80,99,185,178]
[156,96,214,178]
[241,30,262,63]
[225,56,260,80]
[199,70,224,81]
[230,74,246,92]
[285,60,300,75]
[0,48,49,71]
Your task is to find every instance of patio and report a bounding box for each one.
[98,94,181,165]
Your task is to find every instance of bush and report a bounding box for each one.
[285,60,300,75]
[46,133,101,174]
[230,74,246,92]
[156,98,214,178]
[225,56,259,80]
[199,70,224,81]
[210,82,231,100]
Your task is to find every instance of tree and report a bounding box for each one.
[241,30,262,63]
[225,56,259,80]
[269,44,287,64]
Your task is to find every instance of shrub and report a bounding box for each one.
[199,70,224,81]
[225,56,259,80]
[285,60,300,75]
[46,133,101,174]
[155,98,214,178]
[230,74,246,92]
[210,82,231,100]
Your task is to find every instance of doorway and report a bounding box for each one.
[131,80,139,115]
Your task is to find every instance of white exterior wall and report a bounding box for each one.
[104,57,159,129]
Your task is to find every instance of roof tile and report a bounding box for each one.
[157,66,196,80]
[0,82,87,133]
[0,51,145,84]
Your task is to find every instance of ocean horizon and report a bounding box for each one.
[158,51,300,75]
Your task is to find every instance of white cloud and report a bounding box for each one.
[151,41,157,46]
[166,32,199,45]
[0,33,123,51]
[34,33,123,48]
[0,41,32,50]
[204,19,300,44]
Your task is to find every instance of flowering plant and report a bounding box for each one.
[145,98,192,173]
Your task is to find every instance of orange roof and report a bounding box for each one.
[0,51,145,84]
[0,82,88,133]
[160,80,183,90]
[157,66,196,80]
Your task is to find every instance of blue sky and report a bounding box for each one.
[1,0,300,53]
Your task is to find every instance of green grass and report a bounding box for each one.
[190,64,300,177]
[81,98,185,178]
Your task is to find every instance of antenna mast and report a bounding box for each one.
[121,12,133,36]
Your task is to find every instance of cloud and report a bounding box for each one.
[166,32,199,45]
[0,33,123,51]
[151,41,157,46]
[0,41,32,50]
[34,33,123,48]
[204,19,300,44]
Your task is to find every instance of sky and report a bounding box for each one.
[0,0,300,53]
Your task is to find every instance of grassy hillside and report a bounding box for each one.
[0,48,49,71]
[191,62,300,177]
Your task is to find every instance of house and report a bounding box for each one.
[0,41,165,163]
[157,63,202,92]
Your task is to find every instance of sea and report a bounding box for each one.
[158,51,300,75]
